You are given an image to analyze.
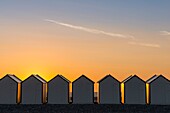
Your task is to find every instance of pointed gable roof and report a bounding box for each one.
[48,74,71,83]
[122,75,133,83]
[146,75,158,83]
[122,75,145,83]
[8,74,22,83]
[146,75,170,84]
[97,74,120,83]
[1,74,22,83]
[23,74,47,83]
[34,74,47,83]
[73,75,94,84]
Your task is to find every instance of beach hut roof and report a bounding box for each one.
[122,75,145,83]
[48,74,71,83]
[97,74,120,83]
[1,74,22,83]
[23,74,47,83]
[33,74,47,83]
[146,75,169,84]
[146,75,159,83]
[73,75,94,84]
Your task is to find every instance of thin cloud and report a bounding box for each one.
[44,19,135,40]
[160,31,170,36]
[128,42,160,48]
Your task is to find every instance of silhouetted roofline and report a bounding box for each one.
[73,75,94,84]
[59,75,71,83]
[122,75,145,83]
[9,74,22,83]
[146,75,158,83]
[121,75,133,83]
[146,75,170,84]
[34,75,47,83]
[1,74,22,83]
[22,74,47,83]
[48,74,71,83]
[97,74,120,83]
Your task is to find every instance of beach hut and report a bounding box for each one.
[21,74,47,104]
[0,74,21,104]
[98,74,121,104]
[146,75,170,105]
[122,75,146,104]
[72,75,94,104]
[48,75,70,104]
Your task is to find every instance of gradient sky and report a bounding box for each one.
[1,0,170,82]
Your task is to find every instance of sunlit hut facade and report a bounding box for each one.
[146,75,170,105]
[72,75,94,104]
[0,74,21,104]
[98,74,121,104]
[48,75,70,104]
[21,74,47,104]
[122,75,146,104]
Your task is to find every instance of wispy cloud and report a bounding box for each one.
[160,31,170,36]
[44,19,161,48]
[44,19,135,40]
[128,42,160,48]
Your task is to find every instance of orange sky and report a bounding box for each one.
[1,22,170,82]
[1,1,170,83]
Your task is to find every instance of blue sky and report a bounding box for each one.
[1,0,170,30]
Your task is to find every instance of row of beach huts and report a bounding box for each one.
[0,74,170,105]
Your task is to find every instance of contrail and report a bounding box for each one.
[44,19,135,40]
[160,31,170,36]
[128,42,160,48]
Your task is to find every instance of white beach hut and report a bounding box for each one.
[48,75,70,104]
[122,75,146,104]
[98,74,121,104]
[0,74,21,104]
[21,74,47,104]
[146,75,170,105]
[72,75,94,104]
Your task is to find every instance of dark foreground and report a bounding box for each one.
[0,104,170,113]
